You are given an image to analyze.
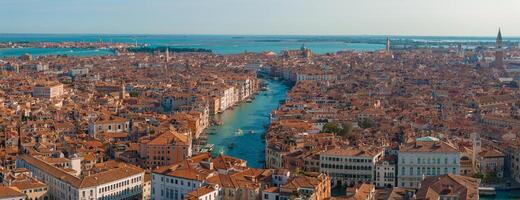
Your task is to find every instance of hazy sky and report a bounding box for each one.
[1,0,519,36]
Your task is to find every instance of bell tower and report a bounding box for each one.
[495,28,504,68]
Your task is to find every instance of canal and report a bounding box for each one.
[207,78,290,168]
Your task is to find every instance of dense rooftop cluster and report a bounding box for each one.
[0,31,519,200]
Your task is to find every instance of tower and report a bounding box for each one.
[165,47,170,63]
[457,44,464,57]
[495,28,504,68]
[386,37,391,52]
[471,132,481,172]
[120,80,126,99]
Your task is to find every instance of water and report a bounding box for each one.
[0,34,387,56]
[481,190,520,200]
[0,47,113,58]
[2,34,520,57]
[207,78,289,168]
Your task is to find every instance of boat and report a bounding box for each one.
[249,130,255,134]
[479,187,496,196]
[235,129,243,134]
[246,99,253,103]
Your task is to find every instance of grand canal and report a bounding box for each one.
[207,78,290,168]
[206,78,520,199]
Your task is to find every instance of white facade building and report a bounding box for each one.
[151,172,206,200]
[397,137,460,189]
[17,155,145,200]
[319,148,383,186]
[374,158,397,188]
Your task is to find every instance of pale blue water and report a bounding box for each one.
[2,34,520,57]
[0,34,383,56]
[208,78,289,168]
[0,47,113,57]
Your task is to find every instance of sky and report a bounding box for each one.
[1,0,520,36]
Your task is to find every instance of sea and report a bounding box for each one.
[2,34,519,57]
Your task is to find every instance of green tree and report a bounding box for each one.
[359,118,376,129]
[129,91,139,97]
[473,172,484,179]
[322,122,342,134]
[338,123,353,139]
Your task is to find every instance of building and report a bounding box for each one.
[138,130,192,168]
[477,149,505,178]
[87,116,130,138]
[262,174,330,200]
[345,183,376,200]
[472,133,505,178]
[2,168,48,200]
[507,145,520,183]
[319,148,383,186]
[151,153,225,200]
[207,168,269,200]
[397,137,460,189]
[0,186,26,200]
[16,155,145,200]
[184,185,219,200]
[33,82,64,99]
[415,174,480,200]
[374,156,396,188]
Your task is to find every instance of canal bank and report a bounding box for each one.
[206,78,290,168]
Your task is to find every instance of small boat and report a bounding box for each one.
[235,129,243,134]
[249,130,255,134]
[246,99,253,103]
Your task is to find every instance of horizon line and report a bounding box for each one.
[1,32,520,39]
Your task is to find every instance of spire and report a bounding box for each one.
[165,47,170,63]
[386,37,391,52]
[496,28,503,48]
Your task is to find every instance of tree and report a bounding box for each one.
[359,118,376,129]
[473,172,484,179]
[322,122,342,134]
[129,91,139,97]
[338,123,353,139]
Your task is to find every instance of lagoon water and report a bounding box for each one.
[0,34,387,56]
[0,47,113,58]
[207,78,289,168]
